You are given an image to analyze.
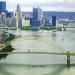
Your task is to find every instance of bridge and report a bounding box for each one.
[64,24,75,28]
[0,35,75,68]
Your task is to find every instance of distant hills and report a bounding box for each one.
[23,11,75,17]
[43,11,75,17]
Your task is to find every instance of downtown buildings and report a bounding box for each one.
[0,1,16,28]
[30,7,56,29]
[0,1,22,28]
[0,1,57,30]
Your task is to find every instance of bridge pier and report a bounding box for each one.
[67,51,70,68]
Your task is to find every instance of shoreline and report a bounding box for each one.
[0,45,14,60]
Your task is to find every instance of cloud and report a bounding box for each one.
[0,0,75,12]
[64,0,75,3]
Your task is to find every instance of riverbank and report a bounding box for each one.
[0,33,15,59]
[0,33,15,49]
[0,45,14,59]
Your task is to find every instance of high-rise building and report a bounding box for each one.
[52,16,56,29]
[6,17,11,27]
[13,10,17,18]
[43,17,51,29]
[0,1,6,14]
[16,4,22,19]
[30,7,43,28]
[30,18,33,28]
[6,12,13,18]
[18,17,22,28]
[11,17,17,27]
[0,15,2,24]
[16,4,22,28]
[1,12,6,25]
[33,7,43,21]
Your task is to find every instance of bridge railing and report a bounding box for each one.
[0,51,73,68]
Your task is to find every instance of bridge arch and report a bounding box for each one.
[11,36,66,53]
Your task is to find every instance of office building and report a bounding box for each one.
[6,12,13,18]
[0,15,2,24]
[30,18,33,28]
[52,16,56,29]
[22,18,30,27]
[1,12,6,25]
[16,4,22,19]
[30,7,43,28]
[11,17,17,27]
[0,1,6,14]
[13,10,17,18]
[16,4,22,28]
[6,17,11,27]
[33,7,43,21]
[18,17,22,28]
[43,17,51,29]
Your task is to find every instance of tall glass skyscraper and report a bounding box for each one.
[30,7,43,28]
[0,1,6,14]
[33,7,43,21]
[52,16,56,29]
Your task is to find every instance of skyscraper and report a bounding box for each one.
[43,17,51,29]
[0,1,6,14]
[1,12,6,25]
[18,17,22,28]
[13,10,17,18]
[6,17,11,27]
[30,7,43,28]
[11,17,17,27]
[33,7,43,21]
[52,16,56,29]
[16,4,22,28]
[16,4,22,19]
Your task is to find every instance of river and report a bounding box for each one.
[0,29,75,75]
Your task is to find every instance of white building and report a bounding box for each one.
[16,4,22,19]
[16,4,22,28]
[6,17,11,27]
[11,17,17,27]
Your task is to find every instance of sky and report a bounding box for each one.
[0,0,75,12]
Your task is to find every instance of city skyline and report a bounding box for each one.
[0,0,75,12]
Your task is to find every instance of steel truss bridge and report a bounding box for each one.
[0,35,75,68]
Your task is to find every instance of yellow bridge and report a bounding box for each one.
[0,35,75,68]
